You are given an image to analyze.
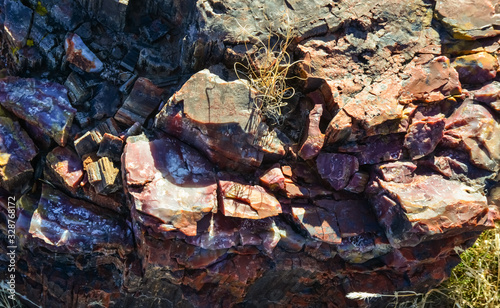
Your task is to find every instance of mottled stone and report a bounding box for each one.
[220,181,282,219]
[65,33,104,73]
[114,77,164,126]
[3,1,33,48]
[45,147,84,190]
[97,133,124,161]
[74,130,100,158]
[451,52,498,84]
[0,77,76,146]
[339,133,405,165]
[444,99,500,171]
[474,81,500,114]
[259,164,285,192]
[404,117,446,160]
[376,162,417,184]
[435,0,500,40]
[155,68,273,171]
[90,83,121,120]
[298,103,324,160]
[372,174,496,248]
[316,153,359,190]
[325,109,352,145]
[29,184,132,253]
[400,55,462,104]
[0,117,38,191]
[291,205,341,245]
[122,135,218,236]
[64,72,91,106]
[344,172,369,194]
[86,157,120,195]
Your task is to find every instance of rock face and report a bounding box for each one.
[1,0,500,307]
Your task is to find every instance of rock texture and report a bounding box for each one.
[1,0,500,307]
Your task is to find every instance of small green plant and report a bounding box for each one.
[233,12,303,125]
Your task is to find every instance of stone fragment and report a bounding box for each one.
[444,99,500,171]
[316,153,359,190]
[474,81,500,113]
[114,77,164,126]
[376,162,417,183]
[435,0,500,39]
[74,131,100,158]
[259,164,285,192]
[325,109,352,145]
[86,157,120,195]
[64,72,91,106]
[141,19,169,43]
[399,55,462,104]
[451,52,498,84]
[0,77,76,147]
[42,0,87,31]
[3,1,33,48]
[298,103,324,160]
[155,68,275,171]
[344,172,369,194]
[120,47,140,72]
[372,174,495,248]
[97,133,124,161]
[45,146,84,190]
[0,117,38,191]
[90,82,121,120]
[404,117,445,160]
[122,135,218,236]
[65,33,104,73]
[220,181,282,219]
[78,0,129,31]
[29,184,132,253]
[339,133,405,165]
[291,205,341,245]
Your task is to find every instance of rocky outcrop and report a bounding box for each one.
[1,0,500,307]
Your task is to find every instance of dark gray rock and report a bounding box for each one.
[3,0,33,48]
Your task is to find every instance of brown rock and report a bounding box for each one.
[259,164,285,192]
[97,133,124,161]
[291,204,341,245]
[474,81,500,113]
[451,52,499,84]
[298,103,325,160]
[45,146,84,190]
[86,157,121,195]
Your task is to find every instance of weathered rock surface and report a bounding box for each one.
[2,0,500,307]
[0,77,76,146]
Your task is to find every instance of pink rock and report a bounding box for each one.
[404,117,445,160]
[474,81,500,114]
[259,164,285,191]
[45,146,84,189]
[65,33,103,73]
[376,162,417,183]
[122,135,218,236]
[220,181,282,219]
[298,103,325,160]
[316,153,359,190]
[399,55,462,104]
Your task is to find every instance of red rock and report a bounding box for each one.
[339,133,405,165]
[325,109,352,145]
[399,55,462,104]
[65,33,103,73]
[451,52,498,84]
[404,117,445,160]
[123,135,218,236]
[444,99,500,171]
[376,162,417,183]
[316,153,359,190]
[259,164,285,191]
[474,81,500,114]
[435,0,500,40]
[298,103,325,160]
[45,146,84,189]
[115,77,164,126]
[220,181,282,219]
[291,205,341,245]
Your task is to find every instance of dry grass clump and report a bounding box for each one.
[233,13,303,125]
[346,222,500,308]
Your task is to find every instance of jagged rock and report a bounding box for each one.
[0,117,38,192]
[344,171,369,194]
[65,33,104,73]
[155,68,284,171]
[474,81,500,113]
[298,103,324,160]
[371,173,497,248]
[399,55,462,104]
[0,77,76,147]
[316,153,359,190]
[339,133,405,165]
[122,135,218,236]
[3,1,33,48]
[259,164,285,192]
[64,72,91,106]
[444,99,500,171]
[90,82,121,120]
[114,77,164,126]
[219,181,282,219]
[404,116,446,160]
[78,0,129,31]
[45,146,84,190]
[376,162,417,184]
[451,52,499,84]
[33,0,87,31]
[74,131,100,157]
[86,157,121,195]
[29,184,132,253]
[291,204,341,245]
[97,133,124,161]
[435,0,500,40]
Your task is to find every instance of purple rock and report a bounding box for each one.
[316,153,359,190]
[404,117,445,160]
[0,77,76,147]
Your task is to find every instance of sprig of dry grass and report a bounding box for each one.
[233,12,303,125]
